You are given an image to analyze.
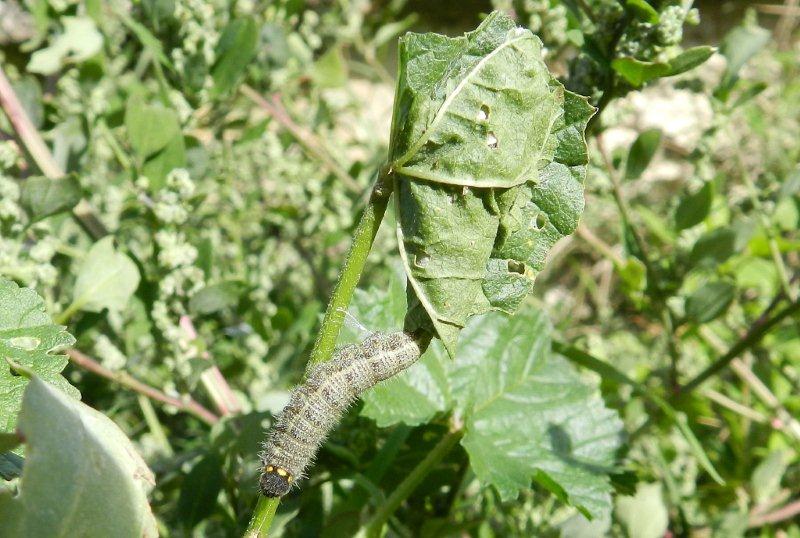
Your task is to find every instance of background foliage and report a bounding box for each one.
[0,0,799,536]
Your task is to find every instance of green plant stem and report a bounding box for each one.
[308,170,394,366]
[244,497,279,538]
[361,429,464,538]
[244,169,393,536]
[679,299,800,395]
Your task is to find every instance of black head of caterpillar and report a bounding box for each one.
[259,331,421,497]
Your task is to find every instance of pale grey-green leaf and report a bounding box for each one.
[71,237,140,314]
[0,377,157,537]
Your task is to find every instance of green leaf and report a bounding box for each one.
[177,451,224,529]
[751,451,788,505]
[616,483,668,538]
[625,129,661,181]
[0,278,78,436]
[311,45,348,89]
[20,175,81,221]
[625,0,659,23]
[391,13,592,356]
[211,17,259,97]
[0,432,22,453]
[189,281,246,315]
[688,227,737,268]
[116,11,174,70]
[125,97,182,162]
[0,377,157,537]
[666,46,716,77]
[674,180,714,230]
[69,237,140,316]
[457,310,623,518]
[611,57,669,87]
[685,281,736,324]
[719,24,770,87]
[27,17,103,75]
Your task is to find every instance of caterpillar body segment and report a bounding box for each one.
[259,331,422,497]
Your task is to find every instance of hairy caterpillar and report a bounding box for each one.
[259,331,422,497]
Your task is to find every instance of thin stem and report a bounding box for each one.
[679,300,800,395]
[361,429,464,538]
[67,349,220,425]
[0,65,108,240]
[749,498,800,528]
[244,497,279,538]
[309,170,393,366]
[137,395,175,456]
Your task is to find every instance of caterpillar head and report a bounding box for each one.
[260,465,293,497]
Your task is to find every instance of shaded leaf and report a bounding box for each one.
[20,175,81,221]
[0,278,78,436]
[70,237,140,315]
[689,227,737,267]
[675,180,714,230]
[177,451,224,529]
[685,281,736,324]
[457,310,623,518]
[625,129,661,181]
[211,17,258,96]
[189,281,246,315]
[0,377,157,537]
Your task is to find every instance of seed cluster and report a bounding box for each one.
[259,331,421,497]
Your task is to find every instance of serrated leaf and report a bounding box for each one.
[457,310,623,518]
[69,237,140,316]
[20,175,81,221]
[625,129,661,181]
[0,377,157,537]
[674,180,714,230]
[211,17,258,96]
[0,278,78,436]
[392,13,592,356]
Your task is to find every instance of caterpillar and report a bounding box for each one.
[259,331,423,497]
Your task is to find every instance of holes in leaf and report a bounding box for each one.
[487,131,498,149]
[414,254,430,268]
[507,260,526,274]
[8,336,39,351]
[532,212,548,230]
[477,104,490,121]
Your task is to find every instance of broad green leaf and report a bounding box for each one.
[125,97,182,162]
[625,129,661,181]
[211,17,259,96]
[390,13,562,189]
[392,13,592,356]
[611,58,669,87]
[0,278,78,435]
[20,175,81,221]
[69,237,140,316]
[457,310,623,518]
[189,281,246,315]
[27,17,103,75]
[177,451,224,530]
[674,180,714,230]
[684,281,736,324]
[0,377,157,537]
[311,45,348,89]
[751,451,788,505]
[615,483,668,538]
[688,227,737,268]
